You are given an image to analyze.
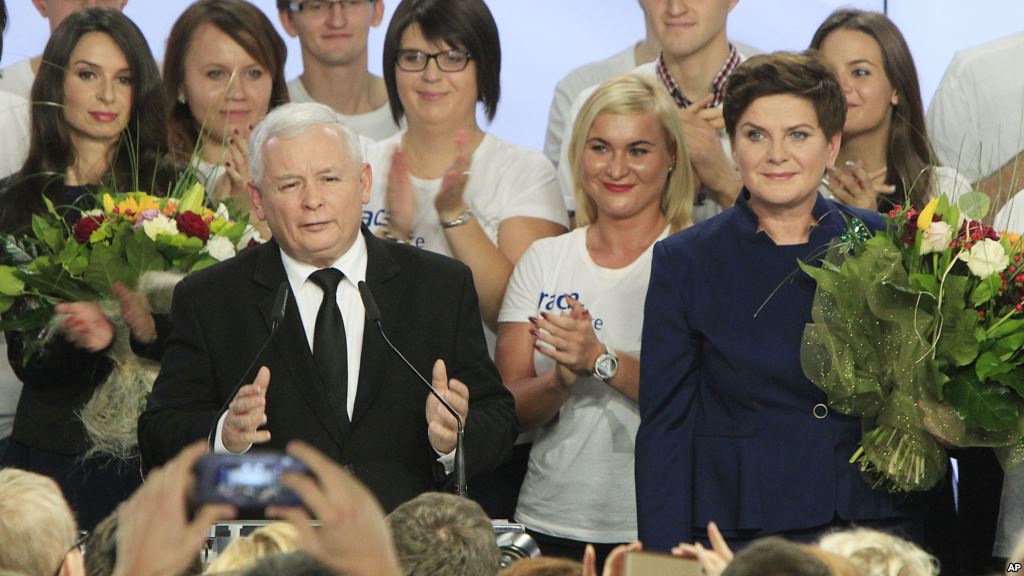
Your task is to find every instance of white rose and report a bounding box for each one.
[142,214,179,241]
[205,235,236,261]
[920,221,953,255]
[957,238,1009,278]
[236,225,265,251]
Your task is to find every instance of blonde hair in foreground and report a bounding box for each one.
[819,528,939,576]
[0,468,78,576]
[568,74,695,233]
[204,522,300,573]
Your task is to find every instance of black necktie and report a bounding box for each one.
[310,268,348,424]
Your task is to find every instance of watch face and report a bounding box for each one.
[595,353,618,380]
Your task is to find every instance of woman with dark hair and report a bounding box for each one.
[0,7,170,531]
[163,0,287,212]
[810,10,971,212]
[636,52,924,552]
[365,0,568,339]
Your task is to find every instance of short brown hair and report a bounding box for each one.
[723,51,845,142]
[163,0,288,161]
[387,492,500,576]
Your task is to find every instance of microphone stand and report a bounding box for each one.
[358,281,466,496]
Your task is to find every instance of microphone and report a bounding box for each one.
[207,281,290,448]
[357,280,467,497]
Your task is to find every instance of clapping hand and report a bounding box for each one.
[221,366,272,453]
[434,129,472,223]
[825,160,896,210]
[529,295,603,388]
[57,301,114,352]
[219,125,254,202]
[425,359,469,455]
[385,147,416,240]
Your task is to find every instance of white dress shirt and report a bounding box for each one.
[215,235,368,452]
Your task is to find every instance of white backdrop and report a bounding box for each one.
[3,0,1024,153]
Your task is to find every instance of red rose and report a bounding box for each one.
[176,211,211,241]
[73,215,105,244]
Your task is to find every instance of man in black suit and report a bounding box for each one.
[138,102,517,512]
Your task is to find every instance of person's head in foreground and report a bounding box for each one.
[0,468,83,576]
[387,491,501,576]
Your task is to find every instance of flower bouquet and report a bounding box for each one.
[800,192,1024,492]
[0,179,262,460]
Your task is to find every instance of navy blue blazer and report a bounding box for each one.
[636,191,919,550]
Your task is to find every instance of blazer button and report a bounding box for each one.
[813,403,829,419]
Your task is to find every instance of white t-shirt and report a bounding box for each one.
[500,225,664,543]
[0,59,34,100]
[288,78,400,143]
[0,90,30,179]
[544,46,637,166]
[557,56,747,225]
[364,131,568,351]
[927,32,1024,183]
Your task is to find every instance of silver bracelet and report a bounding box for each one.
[441,208,473,229]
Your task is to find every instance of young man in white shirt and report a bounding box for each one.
[0,0,127,98]
[278,0,398,142]
[928,32,1024,216]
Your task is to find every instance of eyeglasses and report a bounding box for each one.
[287,0,373,13]
[395,49,473,73]
[52,532,88,576]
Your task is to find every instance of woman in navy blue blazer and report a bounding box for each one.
[635,51,925,552]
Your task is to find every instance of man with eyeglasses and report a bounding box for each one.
[0,0,128,98]
[278,0,399,141]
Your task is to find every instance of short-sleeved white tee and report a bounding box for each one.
[364,131,568,351]
[0,90,30,179]
[499,225,665,543]
[0,59,35,100]
[287,78,401,143]
[927,32,1024,184]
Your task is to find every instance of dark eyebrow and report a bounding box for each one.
[737,121,815,132]
[71,59,131,74]
[848,58,876,67]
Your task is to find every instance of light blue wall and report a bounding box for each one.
[3,0,1023,152]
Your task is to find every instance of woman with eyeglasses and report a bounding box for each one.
[364,0,569,341]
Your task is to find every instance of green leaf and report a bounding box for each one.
[0,307,55,332]
[125,230,166,282]
[958,191,992,221]
[31,214,63,253]
[988,319,1024,339]
[994,331,1024,359]
[970,279,996,307]
[992,370,1024,400]
[83,243,133,293]
[936,307,981,367]
[945,373,1019,431]
[0,266,25,296]
[190,256,218,273]
[909,273,940,296]
[976,350,1015,381]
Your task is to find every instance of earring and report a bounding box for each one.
[668,162,677,174]
[176,91,187,105]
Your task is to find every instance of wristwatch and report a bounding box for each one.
[592,345,619,382]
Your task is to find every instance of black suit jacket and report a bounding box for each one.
[138,229,517,511]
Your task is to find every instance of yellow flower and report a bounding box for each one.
[179,182,206,214]
[917,197,939,231]
[102,193,115,214]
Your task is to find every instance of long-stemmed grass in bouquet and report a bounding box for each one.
[799,189,1024,492]
[0,160,263,460]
